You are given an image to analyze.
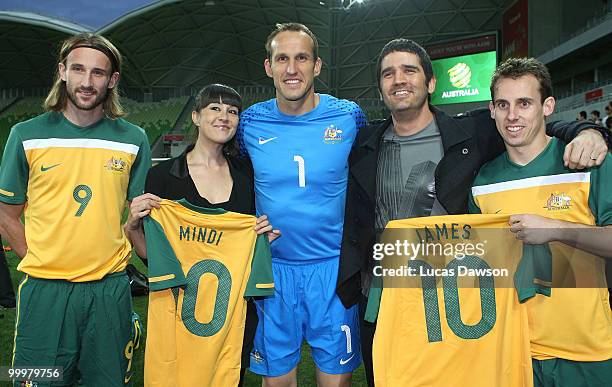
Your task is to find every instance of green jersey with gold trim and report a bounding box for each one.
[471,137,612,361]
[0,111,150,281]
[143,199,274,387]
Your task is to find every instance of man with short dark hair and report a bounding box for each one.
[578,110,587,121]
[471,56,612,387]
[0,32,150,386]
[338,38,609,386]
[592,109,602,125]
[238,22,365,387]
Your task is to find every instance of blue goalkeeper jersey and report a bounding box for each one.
[238,94,366,262]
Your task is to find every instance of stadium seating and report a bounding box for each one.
[0,96,190,158]
[0,96,19,114]
[0,90,496,159]
[549,82,612,123]
[0,120,11,159]
[0,97,45,158]
[1,96,45,123]
[357,98,389,122]
[122,97,189,145]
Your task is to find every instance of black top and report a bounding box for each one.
[145,144,255,215]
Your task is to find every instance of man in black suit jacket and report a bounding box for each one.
[337,38,610,387]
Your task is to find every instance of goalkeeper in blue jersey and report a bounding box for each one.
[237,23,366,386]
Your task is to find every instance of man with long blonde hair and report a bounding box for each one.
[0,32,150,386]
[44,33,126,120]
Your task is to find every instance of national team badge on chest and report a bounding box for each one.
[544,192,572,211]
[323,124,343,144]
[105,156,128,173]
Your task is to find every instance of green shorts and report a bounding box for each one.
[533,357,612,387]
[12,272,137,386]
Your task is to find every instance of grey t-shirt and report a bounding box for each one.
[364,119,446,294]
[375,119,445,232]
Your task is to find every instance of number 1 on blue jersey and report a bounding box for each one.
[293,155,306,188]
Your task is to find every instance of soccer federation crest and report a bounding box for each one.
[448,62,472,88]
[251,350,264,364]
[544,192,572,211]
[105,156,128,173]
[323,124,343,144]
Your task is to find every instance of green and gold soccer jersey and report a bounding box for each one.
[371,214,533,387]
[0,111,150,281]
[143,199,274,387]
[471,137,612,362]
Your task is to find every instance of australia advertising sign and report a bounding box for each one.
[431,51,497,105]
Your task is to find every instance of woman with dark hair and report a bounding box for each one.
[125,84,279,386]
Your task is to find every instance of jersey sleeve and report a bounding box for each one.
[143,215,187,291]
[364,275,382,323]
[468,191,481,214]
[515,243,553,302]
[0,125,28,204]
[587,154,612,226]
[127,129,151,200]
[352,103,368,132]
[236,109,251,158]
[244,234,274,297]
[545,119,610,145]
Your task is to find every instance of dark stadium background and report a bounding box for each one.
[1,0,610,385]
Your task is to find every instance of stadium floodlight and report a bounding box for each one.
[343,0,366,8]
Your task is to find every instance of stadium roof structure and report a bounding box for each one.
[0,11,89,88]
[0,0,512,99]
[332,0,510,98]
[99,0,332,95]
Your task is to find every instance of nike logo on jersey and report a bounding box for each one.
[339,353,355,365]
[41,163,61,172]
[258,136,278,145]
